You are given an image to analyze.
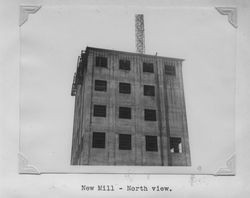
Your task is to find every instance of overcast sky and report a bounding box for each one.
[20,5,236,173]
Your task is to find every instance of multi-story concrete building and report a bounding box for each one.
[70,46,191,166]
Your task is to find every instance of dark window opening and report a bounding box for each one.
[144,85,155,96]
[119,134,131,150]
[143,62,154,73]
[170,137,182,153]
[119,82,131,94]
[119,107,131,119]
[93,105,106,117]
[145,136,158,151]
[95,80,107,91]
[119,60,131,70]
[96,56,107,68]
[144,109,157,121]
[165,65,176,76]
[92,132,105,148]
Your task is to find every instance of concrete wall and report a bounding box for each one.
[71,48,191,166]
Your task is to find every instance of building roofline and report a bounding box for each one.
[85,46,185,61]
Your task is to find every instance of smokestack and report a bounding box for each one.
[135,14,145,54]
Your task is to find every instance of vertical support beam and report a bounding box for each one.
[178,61,191,166]
[156,58,170,166]
[135,14,145,54]
[134,56,143,165]
[108,53,116,165]
[79,51,94,165]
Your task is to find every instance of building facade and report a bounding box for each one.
[70,46,191,166]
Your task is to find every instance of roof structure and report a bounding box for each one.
[85,46,185,61]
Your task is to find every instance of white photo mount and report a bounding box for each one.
[19,4,237,175]
[215,7,237,28]
[19,5,41,27]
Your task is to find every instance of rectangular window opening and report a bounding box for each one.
[96,56,107,68]
[165,65,176,76]
[145,136,158,151]
[93,105,106,117]
[119,107,131,119]
[144,85,155,96]
[119,134,131,150]
[119,60,131,70]
[95,80,107,91]
[170,137,182,153]
[143,62,154,73]
[144,109,157,121]
[92,132,105,148]
[119,82,131,94]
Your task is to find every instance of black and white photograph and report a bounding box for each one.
[2,0,250,197]
[19,5,236,174]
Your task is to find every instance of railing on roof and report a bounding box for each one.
[71,72,77,96]
[71,53,85,96]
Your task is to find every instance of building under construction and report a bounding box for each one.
[70,15,191,166]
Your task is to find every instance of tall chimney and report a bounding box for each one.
[135,14,145,54]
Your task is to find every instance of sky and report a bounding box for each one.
[20,5,236,173]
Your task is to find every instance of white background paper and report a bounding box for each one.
[1,0,250,197]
